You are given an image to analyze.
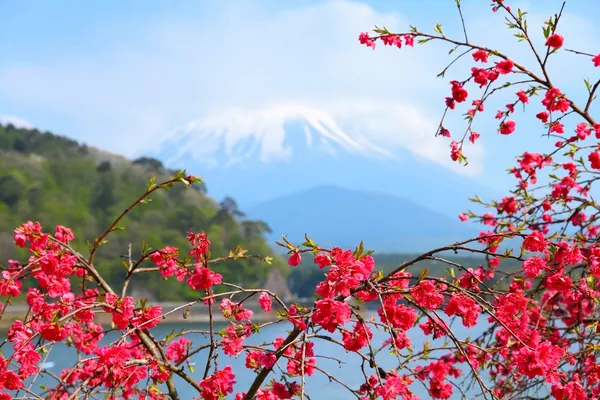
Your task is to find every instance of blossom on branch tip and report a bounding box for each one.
[288,252,301,267]
[545,34,564,49]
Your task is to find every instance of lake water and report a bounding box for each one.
[4,316,488,399]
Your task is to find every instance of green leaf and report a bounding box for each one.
[514,32,526,42]
[585,78,592,93]
[353,240,365,259]
[147,176,157,191]
[447,268,456,279]
[301,234,316,248]
[110,225,126,232]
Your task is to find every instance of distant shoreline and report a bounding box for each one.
[0,300,310,329]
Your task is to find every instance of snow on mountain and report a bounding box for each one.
[150,104,391,169]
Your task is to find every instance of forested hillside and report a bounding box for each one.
[0,124,285,301]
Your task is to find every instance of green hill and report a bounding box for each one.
[0,124,285,301]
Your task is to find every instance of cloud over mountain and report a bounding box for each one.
[0,115,33,129]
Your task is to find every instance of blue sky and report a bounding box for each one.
[1,0,599,192]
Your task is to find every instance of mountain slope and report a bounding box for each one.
[0,124,285,301]
[247,185,482,252]
[148,115,499,220]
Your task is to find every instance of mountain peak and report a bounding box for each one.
[147,104,389,168]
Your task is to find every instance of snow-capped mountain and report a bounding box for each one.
[149,104,391,169]
[143,104,498,250]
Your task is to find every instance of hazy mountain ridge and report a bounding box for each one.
[247,185,482,252]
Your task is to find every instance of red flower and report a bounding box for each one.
[450,141,461,161]
[55,225,75,243]
[593,54,600,67]
[342,322,373,351]
[0,370,24,390]
[495,59,514,74]
[132,305,163,329]
[166,337,191,363]
[222,326,246,356]
[258,292,272,312]
[358,32,375,49]
[199,366,236,400]
[186,266,222,291]
[545,34,564,49]
[312,299,351,332]
[589,151,600,169]
[536,111,549,123]
[378,301,417,330]
[552,381,586,400]
[188,232,212,262]
[498,196,518,214]
[472,49,489,63]
[219,298,254,321]
[445,294,481,327]
[545,273,572,293]
[549,121,565,134]
[245,350,276,370]
[375,371,412,399]
[514,341,563,378]
[469,132,481,144]
[516,90,529,103]
[272,381,298,399]
[313,253,331,268]
[499,120,516,135]
[288,252,302,267]
[381,34,402,48]
[150,246,179,278]
[522,256,546,279]
[410,280,445,309]
[542,87,569,113]
[471,67,489,87]
[450,81,468,103]
[40,323,68,342]
[523,231,547,252]
[286,305,307,330]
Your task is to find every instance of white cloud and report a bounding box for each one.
[0,115,34,129]
[0,1,458,169]
[0,0,596,180]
